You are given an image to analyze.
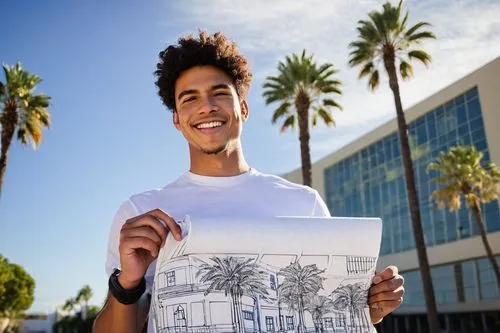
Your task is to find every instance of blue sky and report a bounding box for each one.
[1,0,499,313]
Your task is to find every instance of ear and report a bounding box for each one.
[172,111,181,130]
[240,100,249,122]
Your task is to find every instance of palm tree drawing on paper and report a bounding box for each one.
[331,283,370,333]
[304,295,335,333]
[196,256,272,333]
[278,262,326,333]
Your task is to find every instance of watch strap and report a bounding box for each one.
[108,269,146,305]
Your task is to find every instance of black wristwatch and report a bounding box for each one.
[108,269,146,305]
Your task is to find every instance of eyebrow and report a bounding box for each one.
[177,83,232,101]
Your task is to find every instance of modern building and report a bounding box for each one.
[283,57,500,333]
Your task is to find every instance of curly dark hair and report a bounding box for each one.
[154,31,253,111]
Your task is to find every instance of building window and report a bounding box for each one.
[286,316,294,330]
[266,316,275,332]
[478,257,500,299]
[166,271,176,287]
[323,87,498,256]
[243,310,254,321]
[432,265,457,304]
[461,260,478,301]
[324,317,333,328]
[270,274,276,290]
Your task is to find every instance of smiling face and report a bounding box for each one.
[173,65,248,155]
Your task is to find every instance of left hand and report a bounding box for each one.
[368,265,405,324]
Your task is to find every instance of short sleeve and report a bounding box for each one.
[105,200,139,278]
[311,190,331,217]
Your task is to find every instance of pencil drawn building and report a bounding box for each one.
[152,253,377,333]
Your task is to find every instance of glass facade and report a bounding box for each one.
[403,256,500,306]
[324,86,500,255]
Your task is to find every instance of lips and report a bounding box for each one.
[195,121,224,129]
[193,119,226,129]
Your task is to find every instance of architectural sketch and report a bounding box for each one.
[150,216,382,333]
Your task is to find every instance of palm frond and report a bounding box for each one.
[408,31,436,42]
[399,60,414,79]
[428,145,500,212]
[316,107,336,127]
[408,50,432,66]
[322,99,342,111]
[368,10,389,44]
[271,102,291,124]
[349,0,435,93]
[368,70,380,91]
[358,62,375,79]
[280,114,296,133]
[405,22,432,38]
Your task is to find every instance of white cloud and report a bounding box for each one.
[166,0,500,161]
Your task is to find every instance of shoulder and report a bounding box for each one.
[127,175,187,211]
[251,169,316,193]
[250,169,331,217]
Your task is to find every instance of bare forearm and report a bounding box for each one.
[92,293,140,333]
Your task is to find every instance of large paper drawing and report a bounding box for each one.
[150,216,382,333]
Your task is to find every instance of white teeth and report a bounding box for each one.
[196,121,223,129]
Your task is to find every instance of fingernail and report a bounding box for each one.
[373,276,382,284]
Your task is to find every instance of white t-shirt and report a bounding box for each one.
[104,168,331,331]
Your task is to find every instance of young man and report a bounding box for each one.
[92,31,404,333]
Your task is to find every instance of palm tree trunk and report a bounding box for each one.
[297,296,306,333]
[295,90,312,187]
[0,105,17,196]
[383,54,440,333]
[358,308,368,333]
[349,306,355,333]
[231,294,238,333]
[471,203,500,289]
[237,296,245,333]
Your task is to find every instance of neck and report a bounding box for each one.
[189,142,250,177]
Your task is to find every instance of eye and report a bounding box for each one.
[183,96,196,103]
[214,91,229,96]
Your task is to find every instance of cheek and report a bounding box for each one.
[175,114,190,132]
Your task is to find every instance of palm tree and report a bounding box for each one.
[330,283,368,333]
[196,256,271,333]
[0,62,51,195]
[427,145,500,288]
[262,50,342,187]
[76,285,93,320]
[278,262,325,333]
[62,298,76,314]
[347,1,438,331]
[304,295,335,333]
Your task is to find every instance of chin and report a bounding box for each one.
[200,144,228,155]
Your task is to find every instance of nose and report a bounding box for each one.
[198,96,218,114]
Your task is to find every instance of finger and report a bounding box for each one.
[369,286,405,304]
[121,226,162,246]
[124,214,169,246]
[148,209,183,241]
[372,265,399,284]
[369,275,404,295]
[120,236,160,258]
[369,299,403,322]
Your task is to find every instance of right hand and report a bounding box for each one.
[118,209,182,289]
